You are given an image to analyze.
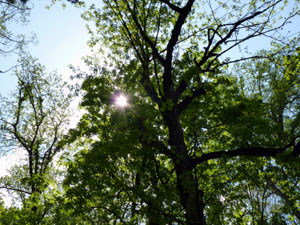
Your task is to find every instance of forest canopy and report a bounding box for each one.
[1,0,300,224]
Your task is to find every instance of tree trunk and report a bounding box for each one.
[164,109,206,225]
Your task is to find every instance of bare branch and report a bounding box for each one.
[0,64,20,73]
[195,0,282,70]
[0,186,31,195]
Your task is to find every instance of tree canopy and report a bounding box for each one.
[1,0,300,224]
[0,55,73,224]
[63,0,300,224]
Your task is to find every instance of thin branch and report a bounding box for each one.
[40,124,60,173]
[0,186,31,195]
[195,0,282,69]
[153,54,163,97]
[109,0,162,105]
[0,64,20,73]
[268,181,300,221]
[12,87,29,152]
[154,1,162,46]
[126,0,166,65]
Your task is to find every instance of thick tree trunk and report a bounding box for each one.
[174,161,206,225]
[164,109,206,225]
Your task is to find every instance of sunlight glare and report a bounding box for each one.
[115,94,128,107]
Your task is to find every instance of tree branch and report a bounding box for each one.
[192,146,286,167]
[163,0,195,96]
[292,141,300,156]
[126,0,166,65]
[159,0,182,13]
[12,87,29,152]
[141,70,162,106]
[195,0,282,70]
[268,181,300,221]
[166,0,195,63]
[109,1,162,106]
[177,85,206,114]
[0,186,31,195]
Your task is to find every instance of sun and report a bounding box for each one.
[115,94,128,107]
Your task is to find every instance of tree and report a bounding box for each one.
[0,0,32,73]
[64,65,184,224]
[63,0,300,224]
[0,55,72,224]
[229,44,300,224]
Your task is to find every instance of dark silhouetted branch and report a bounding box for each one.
[192,147,285,167]
[159,0,182,13]
[178,85,206,114]
[0,186,31,195]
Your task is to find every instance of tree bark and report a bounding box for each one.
[164,109,206,225]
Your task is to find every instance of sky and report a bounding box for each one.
[1,0,299,95]
[0,0,94,182]
[0,0,93,96]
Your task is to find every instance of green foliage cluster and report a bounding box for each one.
[63,1,300,224]
[1,0,300,224]
[62,45,300,224]
[0,55,73,224]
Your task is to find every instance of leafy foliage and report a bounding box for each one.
[0,55,73,224]
[1,0,300,224]
[63,1,300,224]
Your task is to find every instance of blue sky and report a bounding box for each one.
[1,0,299,97]
[0,0,95,179]
[0,0,93,96]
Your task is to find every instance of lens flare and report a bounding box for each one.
[115,94,128,107]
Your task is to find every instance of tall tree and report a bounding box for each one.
[0,55,72,224]
[64,0,300,224]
